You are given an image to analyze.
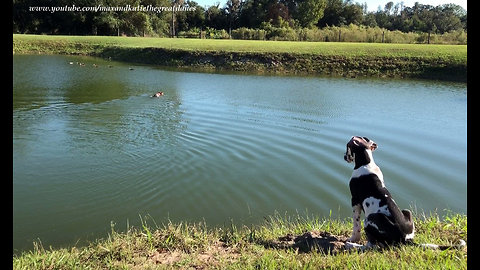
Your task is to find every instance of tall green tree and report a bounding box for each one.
[205,3,228,29]
[296,0,326,28]
[265,2,290,27]
[12,0,467,37]
[226,0,241,33]
[341,0,363,25]
[238,0,271,28]
[318,0,363,27]
[433,4,463,33]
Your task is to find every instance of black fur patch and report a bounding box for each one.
[349,174,414,245]
[349,174,388,208]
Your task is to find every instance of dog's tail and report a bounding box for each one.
[414,239,466,250]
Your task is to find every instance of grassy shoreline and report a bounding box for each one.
[13,34,467,82]
[13,211,467,269]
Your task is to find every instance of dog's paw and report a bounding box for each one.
[456,239,466,249]
[345,242,364,250]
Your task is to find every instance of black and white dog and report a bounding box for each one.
[344,136,414,248]
[343,136,465,250]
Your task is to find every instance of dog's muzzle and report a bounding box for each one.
[344,147,354,163]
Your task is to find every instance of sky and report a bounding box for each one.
[358,0,467,11]
[192,0,467,12]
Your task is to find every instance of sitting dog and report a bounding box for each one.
[344,136,415,248]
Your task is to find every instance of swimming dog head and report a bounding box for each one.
[344,136,378,165]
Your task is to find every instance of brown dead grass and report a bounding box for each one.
[148,240,241,268]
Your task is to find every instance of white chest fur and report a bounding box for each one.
[351,163,385,187]
[350,150,385,187]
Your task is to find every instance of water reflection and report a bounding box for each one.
[13,55,466,253]
[14,55,187,251]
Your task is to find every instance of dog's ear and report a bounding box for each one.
[370,142,378,151]
[350,136,362,147]
[360,136,377,151]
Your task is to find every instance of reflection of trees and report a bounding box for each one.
[14,54,185,167]
[14,55,74,156]
[64,78,128,105]
[63,57,129,105]
[13,54,186,252]
[13,55,71,111]
[61,63,185,161]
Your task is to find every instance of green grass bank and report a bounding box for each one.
[13,34,467,82]
[13,211,467,269]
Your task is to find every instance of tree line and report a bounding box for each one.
[13,0,467,39]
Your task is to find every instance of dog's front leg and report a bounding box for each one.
[347,204,362,243]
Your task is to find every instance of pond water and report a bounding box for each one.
[13,55,466,252]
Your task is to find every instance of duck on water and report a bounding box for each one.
[151,91,164,97]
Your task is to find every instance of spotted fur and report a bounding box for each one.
[344,136,414,247]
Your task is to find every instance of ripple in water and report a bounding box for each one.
[13,55,466,252]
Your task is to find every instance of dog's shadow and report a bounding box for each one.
[260,231,360,254]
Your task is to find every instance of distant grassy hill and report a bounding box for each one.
[13,34,467,82]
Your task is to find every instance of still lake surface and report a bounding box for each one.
[13,55,466,252]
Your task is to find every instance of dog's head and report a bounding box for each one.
[344,136,378,165]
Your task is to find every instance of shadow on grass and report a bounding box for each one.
[259,231,354,255]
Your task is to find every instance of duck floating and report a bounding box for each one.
[152,91,164,97]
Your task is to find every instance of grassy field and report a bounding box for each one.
[13,211,467,269]
[13,34,467,81]
[13,34,466,61]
